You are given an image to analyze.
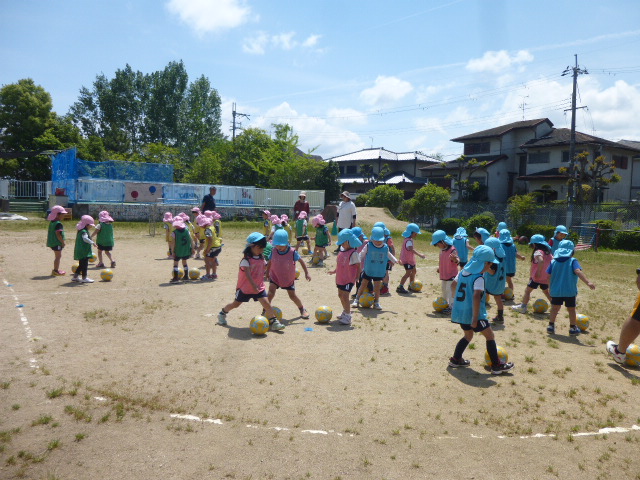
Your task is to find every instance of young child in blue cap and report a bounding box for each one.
[432,230,458,314]
[397,223,426,293]
[328,228,362,325]
[448,245,515,375]
[452,226,474,269]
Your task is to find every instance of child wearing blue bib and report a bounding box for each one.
[484,237,507,324]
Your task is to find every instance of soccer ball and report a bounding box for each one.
[312,255,321,265]
[301,247,309,255]
[433,297,449,312]
[272,306,283,322]
[532,298,549,314]
[409,280,423,292]
[315,305,332,323]
[250,316,270,335]
[295,269,300,279]
[176,267,185,279]
[485,345,509,367]
[518,236,529,245]
[625,344,640,367]
[503,287,514,300]
[100,269,113,281]
[71,262,79,273]
[359,291,375,308]
[188,268,201,280]
[576,313,590,332]
[88,253,97,263]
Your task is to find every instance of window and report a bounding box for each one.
[346,165,357,175]
[562,151,570,163]
[613,155,628,170]
[528,152,550,164]
[468,176,486,186]
[339,166,344,175]
[463,142,490,155]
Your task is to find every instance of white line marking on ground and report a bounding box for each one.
[3,279,38,369]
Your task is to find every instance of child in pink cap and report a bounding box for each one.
[163,212,174,257]
[72,215,97,283]
[201,216,222,279]
[170,216,194,283]
[294,211,310,252]
[262,210,271,236]
[311,215,331,266]
[46,205,68,276]
[267,215,283,242]
[91,210,116,268]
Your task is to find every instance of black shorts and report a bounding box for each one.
[199,239,205,244]
[551,296,577,307]
[337,283,355,292]
[459,319,491,332]
[296,235,309,241]
[174,255,190,261]
[506,272,515,277]
[403,264,415,271]
[362,272,384,282]
[206,247,222,258]
[459,261,467,268]
[386,262,393,271]
[235,289,268,302]
[269,279,295,291]
[50,246,63,251]
[527,279,548,290]
[97,244,113,252]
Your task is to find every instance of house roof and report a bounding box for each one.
[451,118,552,142]
[340,171,429,185]
[517,167,569,181]
[327,147,438,163]
[521,128,640,153]
[618,139,640,153]
[419,154,507,172]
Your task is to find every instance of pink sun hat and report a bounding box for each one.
[262,209,271,216]
[76,215,95,231]
[298,211,307,219]
[178,212,190,222]
[191,207,201,214]
[211,210,221,220]
[47,205,68,221]
[201,217,213,227]
[281,214,289,223]
[172,217,185,229]
[204,210,214,218]
[312,214,325,227]
[163,212,173,222]
[98,210,114,223]
[196,214,209,227]
[270,215,282,225]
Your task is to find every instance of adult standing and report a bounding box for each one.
[201,186,217,212]
[335,191,357,252]
[293,191,310,220]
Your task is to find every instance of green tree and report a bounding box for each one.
[363,184,404,211]
[507,193,537,228]
[442,155,488,201]
[407,183,450,226]
[561,151,621,204]
[183,141,228,184]
[178,74,223,157]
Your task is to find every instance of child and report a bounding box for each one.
[262,210,271,237]
[281,214,293,245]
[448,245,515,374]
[170,216,194,283]
[217,232,285,331]
[294,211,310,251]
[267,215,282,242]
[351,226,368,297]
[381,227,395,295]
[163,212,174,257]
[431,230,459,314]
[499,229,525,291]
[473,227,490,245]
[180,212,197,255]
[511,234,553,313]
[192,207,204,259]
[311,215,331,266]
[484,237,507,323]
[452,227,474,269]
[353,226,398,310]
[607,269,640,363]
[546,240,596,335]
[266,229,312,319]
[202,217,222,279]
[71,215,97,283]
[91,210,116,268]
[328,229,362,325]
[396,223,426,294]
[548,225,568,255]
[46,205,68,276]
[494,221,508,238]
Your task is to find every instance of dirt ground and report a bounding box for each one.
[1,211,639,480]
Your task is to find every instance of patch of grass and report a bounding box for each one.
[46,388,64,399]
[31,415,54,426]
[64,405,92,423]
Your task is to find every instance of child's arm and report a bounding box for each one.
[466,240,475,253]
[575,268,595,290]
[449,250,460,265]
[387,251,398,264]
[471,290,483,328]
[298,258,311,281]
[55,229,65,247]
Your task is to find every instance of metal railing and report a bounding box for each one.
[0,179,51,199]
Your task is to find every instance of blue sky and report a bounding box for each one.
[2,0,640,160]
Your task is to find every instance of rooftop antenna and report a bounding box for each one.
[519,95,529,120]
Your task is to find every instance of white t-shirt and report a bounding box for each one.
[337,200,357,229]
[455,270,485,290]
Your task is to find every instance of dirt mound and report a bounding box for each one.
[355,207,407,231]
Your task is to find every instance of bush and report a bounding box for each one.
[515,224,555,241]
[363,185,404,211]
[464,212,496,234]
[594,220,621,248]
[613,229,640,251]
[354,193,369,207]
[436,217,464,235]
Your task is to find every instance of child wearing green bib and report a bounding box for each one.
[46,205,68,276]
[91,210,116,268]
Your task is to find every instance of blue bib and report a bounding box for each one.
[549,258,579,297]
[364,243,388,277]
[484,257,506,295]
[452,237,468,263]
[451,272,487,325]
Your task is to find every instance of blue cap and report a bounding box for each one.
[484,237,505,259]
[431,229,453,246]
[529,234,551,249]
[498,229,513,244]
[351,226,364,238]
[272,229,290,246]
[497,222,508,232]
[246,232,266,245]
[374,222,386,229]
[475,227,490,242]
[371,226,385,241]
[337,228,362,248]
[554,225,568,236]
[454,227,468,239]
[384,228,390,237]
[463,245,498,274]
[402,223,422,238]
[554,239,575,258]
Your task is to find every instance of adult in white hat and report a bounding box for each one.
[334,191,357,252]
[293,191,310,220]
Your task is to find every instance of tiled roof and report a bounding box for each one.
[419,154,507,171]
[517,167,569,181]
[451,118,552,142]
[521,128,640,152]
[328,148,438,163]
[617,139,640,152]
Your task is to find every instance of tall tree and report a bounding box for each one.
[178,74,223,157]
[442,155,488,201]
[561,151,621,204]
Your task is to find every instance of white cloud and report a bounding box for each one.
[360,76,414,107]
[242,31,270,54]
[302,34,322,48]
[271,32,296,50]
[466,50,534,74]
[166,0,251,35]
[242,31,323,55]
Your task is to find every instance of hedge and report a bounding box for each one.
[436,217,464,235]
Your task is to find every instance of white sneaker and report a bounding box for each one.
[81,277,95,283]
[351,299,359,308]
[511,303,527,314]
[339,313,352,325]
[71,276,81,282]
[606,341,626,364]
[373,302,382,310]
[217,311,227,326]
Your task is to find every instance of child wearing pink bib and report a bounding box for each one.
[431,230,459,314]
[397,223,426,294]
[512,234,553,314]
[328,229,362,325]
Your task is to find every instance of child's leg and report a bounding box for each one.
[507,276,514,291]
[548,303,561,325]
[97,249,104,264]
[222,300,242,314]
[212,254,219,275]
[409,269,417,284]
[442,280,453,306]
[520,286,533,305]
[373,280,382,302]
[542,287,552,302]
[567,306,577,327]
[267,283,278,303]
[492,294,505,321]
[452,329,474,360]
[257,297,276,319]
[480,328,503,367]
[104,250,113,263]
[286,289,304,310]
[399,270,410,286]
[53,249,62,272]
[79,258,89,279]
[339,290,351,314]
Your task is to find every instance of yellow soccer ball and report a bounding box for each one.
[272,306,283,322]
[250,316,270,335]
[315,305,332,323]
[576,313,590,332]
[301,247,309,255]
[71,262,79,273]
[532,298,549,314]
[176,267,185,279]
[295,268,301,280]
[88,253,97,263]
[485,345,509,367]
[100,268,113,281]
[359,291,375,308]
[503,287,514,300]
[189,268,201,280]
[409,279,423,292]
[433,297,449,312]
[625,344,640,367]
[312,255,321,265]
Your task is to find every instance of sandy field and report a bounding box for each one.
[1,210,639,480]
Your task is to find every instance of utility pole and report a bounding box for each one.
[561,54,588,228]
[231,102,250,141]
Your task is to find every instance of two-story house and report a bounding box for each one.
[327,148,437,198]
